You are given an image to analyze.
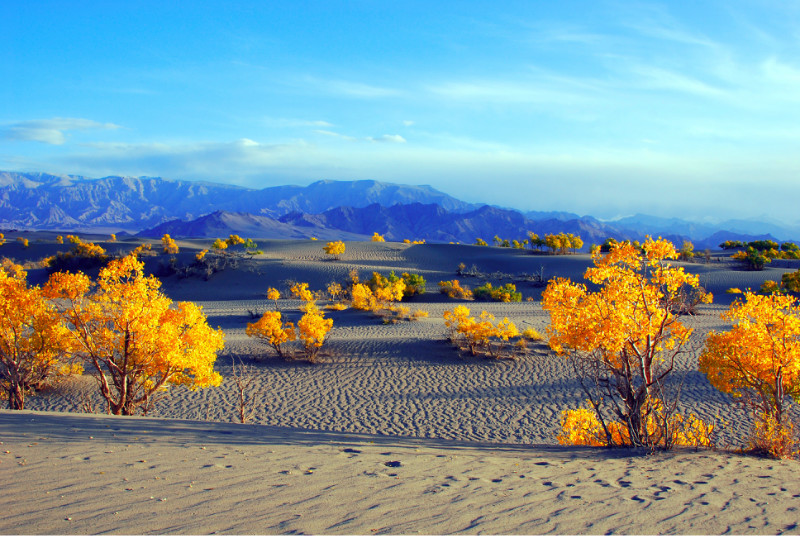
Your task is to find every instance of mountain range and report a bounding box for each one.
[0,171,794,249]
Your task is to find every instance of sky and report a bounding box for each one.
[3,1,800,222]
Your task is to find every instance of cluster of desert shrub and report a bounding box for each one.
[473,232,583,254]
[344,269,429,323]
[443,305,544,359]
[163,234,264,279]
[438,279,523,302]
[598,238,715,264]
[44,235,110,274]
[246,283,334,363]
[718,240,800,270]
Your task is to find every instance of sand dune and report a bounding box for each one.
[2,411,800,535]
[4,235,800,533]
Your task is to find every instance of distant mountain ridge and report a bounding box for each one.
[0,171,477,231]
[139,205,631,246]
[0,171,794,247]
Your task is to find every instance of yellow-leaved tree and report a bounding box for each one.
[542,237,711,449]
[45,254,224,415]
[246,311,295,358]
[297,304,333,363]
[323,240,346,260]
[0,262,75,409]
[700,292,800,457]
[161,234,179,254]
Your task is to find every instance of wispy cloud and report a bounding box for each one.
[368,134,406,143]
[627,65,725,97]
[55,138,334,183]
[621,3,718,49]
[263,117,333,128]
[426,79,594,106]
[313,129,358,141]
[314,130,406,143]
[2,118,120,145]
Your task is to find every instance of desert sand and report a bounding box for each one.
[3,410,800,535]
[2,233,800,534]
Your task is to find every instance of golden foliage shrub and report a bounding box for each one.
[297,310,333,362]
[439,279,473,300]
[161,234,179,255]
[443,305,519,358]
[542,237,707,449]
[290,282,314,303]
[700,291,800,457]
[323,240,346,259]
[45,254,224,416]
[246,311,296,358]
[0,262,75,410]
[558,401,716,449]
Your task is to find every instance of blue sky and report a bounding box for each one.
[3,1,800,222]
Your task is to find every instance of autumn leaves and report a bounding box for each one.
[246,283,333,363]
[0,255,223,415]
[543,237,800,456]
[3,233,800,456]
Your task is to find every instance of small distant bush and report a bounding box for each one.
[46,238,108,274]
[371,232,385,242]
[522,327,543,341]
[473,282,522,302]
[324,240,345,260]
[438,279,473,300]
[732,247,771,271]
[720,240,744,250]
[443,305,519,358]
[678,240,695,261]
[400,272,426,297]
[368,271,424,301]
[781,270,800,293]
[672,285,713,315]
[161,234,179,255]
[760,280,781,295]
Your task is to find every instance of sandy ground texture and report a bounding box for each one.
[2,410,800,535]
[16,237,800,446]
[3,235,800,533]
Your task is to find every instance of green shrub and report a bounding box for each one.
[473,282,522,302]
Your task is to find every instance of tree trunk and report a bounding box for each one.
[7,384,25,410]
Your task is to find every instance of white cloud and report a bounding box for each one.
[3,118,120,145]
[368,134,406,143]
[313,129,358,141]
[402,120,415,127]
